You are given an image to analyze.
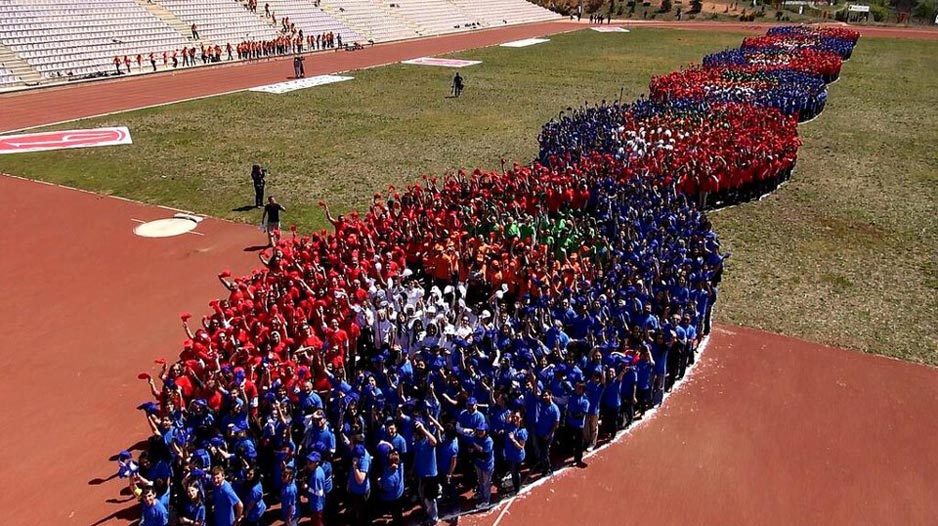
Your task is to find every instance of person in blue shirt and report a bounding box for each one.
[635,347,655,415]
[140,487,169,526]
[305,452,326,526]
[346,443,371,526]
[601,365,625,437]
[376,450,405,526]
[435,419,460,515]
[533,389,560,475]
[280,466,299,526]
[503,410,528,494]
[413,417,440,525]
[210,467,243,526]
[583,370,605,451]
[178,483,205,526]
[470,423,495,505]
[302,409,335,453]
[565,382,589,467]
[240,467,266,526]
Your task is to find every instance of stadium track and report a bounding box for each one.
[1,18,937,526]
[0,20,934,134]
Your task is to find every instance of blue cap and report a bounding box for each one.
[476,422,488,432]
[306,452,322,463]
[117,450,132,461]
[466,397,478,405]
[210,437,226,447]
[352,444,367,458]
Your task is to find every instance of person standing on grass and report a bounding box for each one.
[251,164,266,207]
[261,196,285,247]
[452,72,464,97]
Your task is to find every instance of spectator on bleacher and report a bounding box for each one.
[188,47,197,66]
[124,55,132,73]
[162,51,168,67]
[191,23,200,40]
[114,56,122,75]
[226,43,233,61]
[149,53,157,72]
[136,54,143,70]
[174,50,181,68]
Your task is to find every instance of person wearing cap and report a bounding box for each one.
[140,486,169,526]
[305,452,326,526]
[210,466,243,526]
[413,417,440,525]
[470,422,495,505]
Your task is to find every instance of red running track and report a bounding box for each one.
[0,174,260,526]
[463,325,938,526]
[1,21,934,134]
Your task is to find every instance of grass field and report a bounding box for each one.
[1,28,935,364]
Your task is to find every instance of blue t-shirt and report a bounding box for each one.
[377,463,405,502]
[636,362,653,390]
[436,438,459,477]
[141,500,169,526]
[534,401,560,438]
[347,452,371,495]
[585,381,604,415]
[243,481,266,523]
[602,378,622,409]
[211,481,241,526]
[503,426,527,464]
[413,436,438,478]
[565,394,589,429]
[308,466,326,512]
[280,481,298,522]
[473,436,495,471]
[181,500,205,526]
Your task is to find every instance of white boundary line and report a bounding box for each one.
[446,330,715,526]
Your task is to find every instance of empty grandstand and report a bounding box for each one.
[156,0,280,48]
[0,0,558,90]
[0,0,189,82]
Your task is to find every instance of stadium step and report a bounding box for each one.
[319,0,419,43]
[0,42,42,88]
[136,0,214,48]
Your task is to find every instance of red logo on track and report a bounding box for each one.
[0,127,132,154]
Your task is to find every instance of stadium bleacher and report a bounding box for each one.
[321,0,416,42]
[0,63,22,86]
[451,0,560,26]
[0,0,189,81]
[260,0,361,42]
[0,0,559,89]
[156,0,280,48]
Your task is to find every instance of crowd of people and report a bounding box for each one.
[703,46,845,83]
[540,99,802,209]
[742,33,857,60]
[124,25,858,526]
[649,66,829,122]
